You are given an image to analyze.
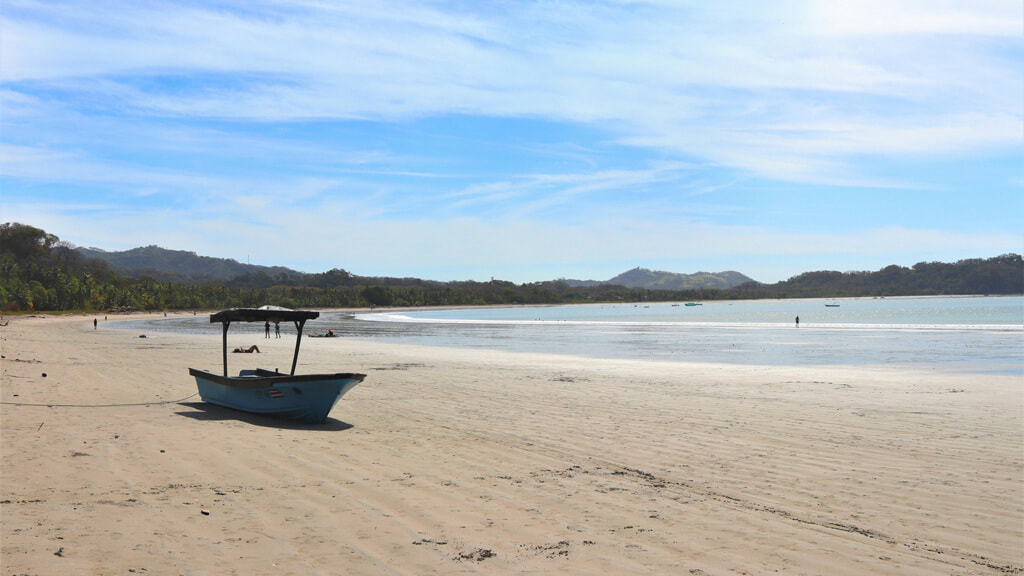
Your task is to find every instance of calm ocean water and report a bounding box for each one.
[118,296,1022,372]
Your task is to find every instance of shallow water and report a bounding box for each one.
[116,296,1023,372]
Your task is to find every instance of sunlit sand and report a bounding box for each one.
[2,313,1020,574]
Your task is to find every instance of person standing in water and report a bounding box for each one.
[795,315,800,327]
[265,321,270,338]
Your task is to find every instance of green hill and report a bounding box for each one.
[76,245,307,284]
[2,223,1018,313]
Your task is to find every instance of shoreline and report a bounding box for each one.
[2,314,1022,574]
[102,301,1024,376]
[1,291,1018,319]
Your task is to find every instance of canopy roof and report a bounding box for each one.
[209,307,319,324]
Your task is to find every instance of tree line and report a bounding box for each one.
[1,223,1020,313]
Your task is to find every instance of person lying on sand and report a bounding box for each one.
[232,345,261,353]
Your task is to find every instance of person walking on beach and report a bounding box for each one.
[265,321,270,338]
[94,318,97,330]
[795,315,799,327]
[275,322,281,338]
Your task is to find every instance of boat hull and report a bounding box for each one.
[189,368,365,424]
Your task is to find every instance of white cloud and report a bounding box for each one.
[2,0,1021,282]
[806,0,1020,37]
[6,1,1017,141]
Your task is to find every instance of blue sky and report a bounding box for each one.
[2,0,1021,284]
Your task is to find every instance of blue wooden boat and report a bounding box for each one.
[189,307,365,424]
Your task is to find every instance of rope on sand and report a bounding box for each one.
[0,392,199,408]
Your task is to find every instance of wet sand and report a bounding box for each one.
[2,313,1021,575]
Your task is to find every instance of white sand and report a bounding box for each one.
[2,313,1021,575]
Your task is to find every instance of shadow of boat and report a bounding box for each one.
[175,401,354,431]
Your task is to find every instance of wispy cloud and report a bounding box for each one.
[6,2,1017,155]
[2,0,1020,281]
[445,162,690,218]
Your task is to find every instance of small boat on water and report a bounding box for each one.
[685,302,702,306]
[189,307,365,424]
[825,304,841,308]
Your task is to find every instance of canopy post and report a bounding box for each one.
[222,320,231,376]
[290,319,306,375]
[206,309,319,377]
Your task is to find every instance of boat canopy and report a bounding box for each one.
[209,307,320,376]
[210,307,319,324]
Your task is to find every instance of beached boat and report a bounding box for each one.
[188,307,365,424]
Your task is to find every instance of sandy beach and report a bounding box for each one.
[2,313,1021,575]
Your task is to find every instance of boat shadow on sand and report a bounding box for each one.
[175,401,354,431]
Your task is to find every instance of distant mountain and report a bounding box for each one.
[6,223,1018,314]
[562,267,755,290]
[76,244,758,290]
[76,245,307,284]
